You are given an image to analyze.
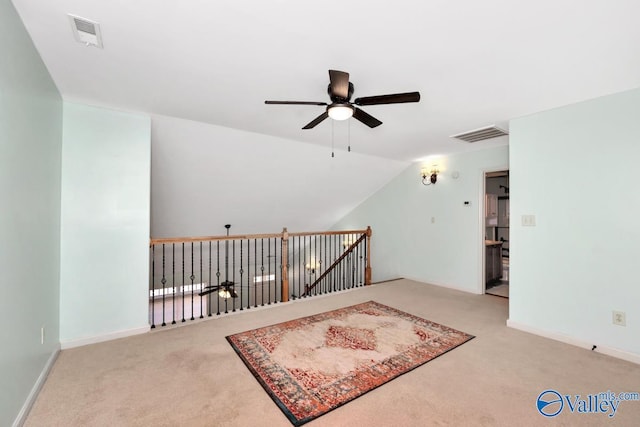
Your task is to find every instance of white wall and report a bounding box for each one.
[509,88,640,359]
[0,1,62,424]
[59,102,151,345]
[151,115,409,238]
[332,146,509,292]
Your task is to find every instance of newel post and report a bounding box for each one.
[281,227,289,302]
[365,226,372,286]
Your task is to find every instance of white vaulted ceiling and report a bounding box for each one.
[11,0,640,161]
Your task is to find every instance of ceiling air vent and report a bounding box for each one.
[451,125,508,143]
[68,14,103,48]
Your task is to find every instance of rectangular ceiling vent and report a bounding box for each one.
[451,125,508,143]
[68,14,103,48]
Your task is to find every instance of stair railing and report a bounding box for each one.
[149,226,371,328]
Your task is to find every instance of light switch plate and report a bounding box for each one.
[521,215,536,226]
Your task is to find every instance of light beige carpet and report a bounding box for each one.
[26,279,640,426]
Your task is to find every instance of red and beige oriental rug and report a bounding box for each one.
[226,301,474,425]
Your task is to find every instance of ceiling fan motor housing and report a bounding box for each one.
[328,82,354,102]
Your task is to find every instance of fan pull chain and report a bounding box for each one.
[348,119,351,152]
[331,120,335,158]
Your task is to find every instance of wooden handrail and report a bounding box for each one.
[150,228,368,246]
[302,231,367,297]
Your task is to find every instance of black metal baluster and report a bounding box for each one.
[181,243,186,322]
[232,239,236,312]
[208,241,212,317]
[303,235,307,296]
[336,234,340,289]
[341,234,344,290]
[339,234,343,292]
[336,234,340,292]
[297,235,301,298]
[299,235,303,298]
[324,234,328,293]
[260,239,265,306]
[172,244,176,324]
[239,239,244,311]
[151,245,155,329]
[246,239,251,310]
[288,235,291,301]
[161,244,167,326]
[254,239,258,308]
[199,242,203,319]
[322,234,335,290]
[267,238,271,304]
[360,236,364,286]
[356,240,360,288]
[339,234,343,291]
[298,235,302,298]
[216,241,221,316]
[274,238,278,303]
[323,235,327,295]
[274,237,278,303]
[291,236,295,299]
[224,237,229,315]
[359,237,363,287]
[190,242,195,321]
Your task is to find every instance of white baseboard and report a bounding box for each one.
[13,346,60,427]
[507,319,640,365]
[60,325,149,349]
[402,275,480,294]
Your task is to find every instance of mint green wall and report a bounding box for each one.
[0,1,62,424]
[59,102,151,344]
[510,88,640,357]
[333,146,508,292]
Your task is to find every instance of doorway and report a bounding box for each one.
[484,170,509,297]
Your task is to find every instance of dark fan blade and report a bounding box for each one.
[265,100,327,106]
[198,286,220,297]
[354,91,420,106]
[353,107,382,128]
[329,70,350,99]
[302,111,329,129]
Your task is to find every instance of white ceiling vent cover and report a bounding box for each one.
[451,125,508,143]
[68,14,103,48]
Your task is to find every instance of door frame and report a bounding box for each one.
[477,166,509,295]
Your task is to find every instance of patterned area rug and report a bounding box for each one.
[226,301,474,426]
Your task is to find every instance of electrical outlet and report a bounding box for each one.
[612,311,626,326]
[521,214,536,226]
[41,326,45,344]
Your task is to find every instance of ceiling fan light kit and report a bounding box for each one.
[327,104,354,121]
[265,70,420,129]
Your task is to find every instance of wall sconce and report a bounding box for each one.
[305,261,320,275]
[421,166,439,185]
[342,235,356,248]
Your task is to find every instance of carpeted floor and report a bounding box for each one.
[25,279,640,426]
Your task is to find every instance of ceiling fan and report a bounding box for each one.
[199,280,238,299]
[198,224,238,299]
[265,70,420,129]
